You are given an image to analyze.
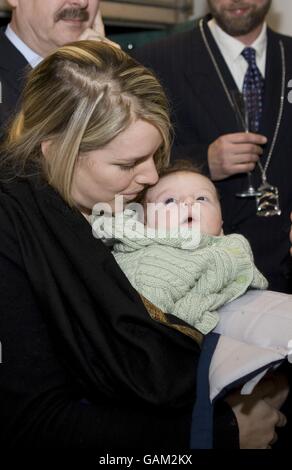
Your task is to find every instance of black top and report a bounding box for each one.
[0,175,238,449]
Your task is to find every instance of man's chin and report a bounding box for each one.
[218,22,256,37]
[55,21,87,40]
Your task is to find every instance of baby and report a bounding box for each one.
[91,160,267,334]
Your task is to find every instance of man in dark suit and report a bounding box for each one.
[0,0,104,136]
[133,0,292,293]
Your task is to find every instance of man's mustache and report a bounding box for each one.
[227,2,251,10]
[55,8,89,22]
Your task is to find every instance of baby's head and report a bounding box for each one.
[144,160,223,236]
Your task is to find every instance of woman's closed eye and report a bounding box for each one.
[196,195,208,202]
[118,155,152,171]
[119,163,136,171]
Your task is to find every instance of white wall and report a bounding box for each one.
[192,0,208,18]
[192,0,292,36]
[267,0,292,36]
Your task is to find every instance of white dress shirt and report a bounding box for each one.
[208,19,267,92]
[5,24,43,68]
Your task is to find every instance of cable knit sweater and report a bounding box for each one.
[91,209,268,334]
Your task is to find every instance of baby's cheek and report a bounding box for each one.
[169,206,184,228]
[145,206,162,229]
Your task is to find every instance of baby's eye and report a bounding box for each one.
[196,196,208,202]
[164,197,177,205]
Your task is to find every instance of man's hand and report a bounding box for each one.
[225,378,287,449]
[263,372,290,410]
[78,9,120,48]
[208,132,267,181]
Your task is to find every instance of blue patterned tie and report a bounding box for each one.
[241,47,264,132]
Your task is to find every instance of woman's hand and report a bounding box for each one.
[225,379,287,449]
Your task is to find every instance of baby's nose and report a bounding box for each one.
[183,196,195,205]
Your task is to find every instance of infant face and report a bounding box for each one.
[144,171,223,236]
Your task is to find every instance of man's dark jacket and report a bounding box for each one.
[0,29,30,139]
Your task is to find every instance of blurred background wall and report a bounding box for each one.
[0,1,291,39]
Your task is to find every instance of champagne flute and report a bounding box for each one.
[231,91,262,198]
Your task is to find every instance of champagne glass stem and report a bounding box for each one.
[231,92,262,198]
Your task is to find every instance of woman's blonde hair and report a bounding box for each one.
[1,41,171,206]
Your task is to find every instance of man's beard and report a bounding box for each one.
[207,1,272,37]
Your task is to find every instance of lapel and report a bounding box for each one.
[259,28,283,162]
[184,18,239,135]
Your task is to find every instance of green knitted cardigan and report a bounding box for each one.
[91,209,268,334]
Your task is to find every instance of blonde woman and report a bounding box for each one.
[0,41,284,450]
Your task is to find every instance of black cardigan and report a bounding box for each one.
[0,176,238,448]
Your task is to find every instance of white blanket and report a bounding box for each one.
[209,290,292,401]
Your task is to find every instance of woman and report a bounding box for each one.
[0,41,285,449]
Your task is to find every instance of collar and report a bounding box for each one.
[5,24,43,68]
[208,19,267,64]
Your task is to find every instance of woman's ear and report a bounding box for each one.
[41,140,52,158]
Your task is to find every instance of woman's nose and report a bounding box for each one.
[135,158,159,186]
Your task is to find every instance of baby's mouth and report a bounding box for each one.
[181,216,195,226]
